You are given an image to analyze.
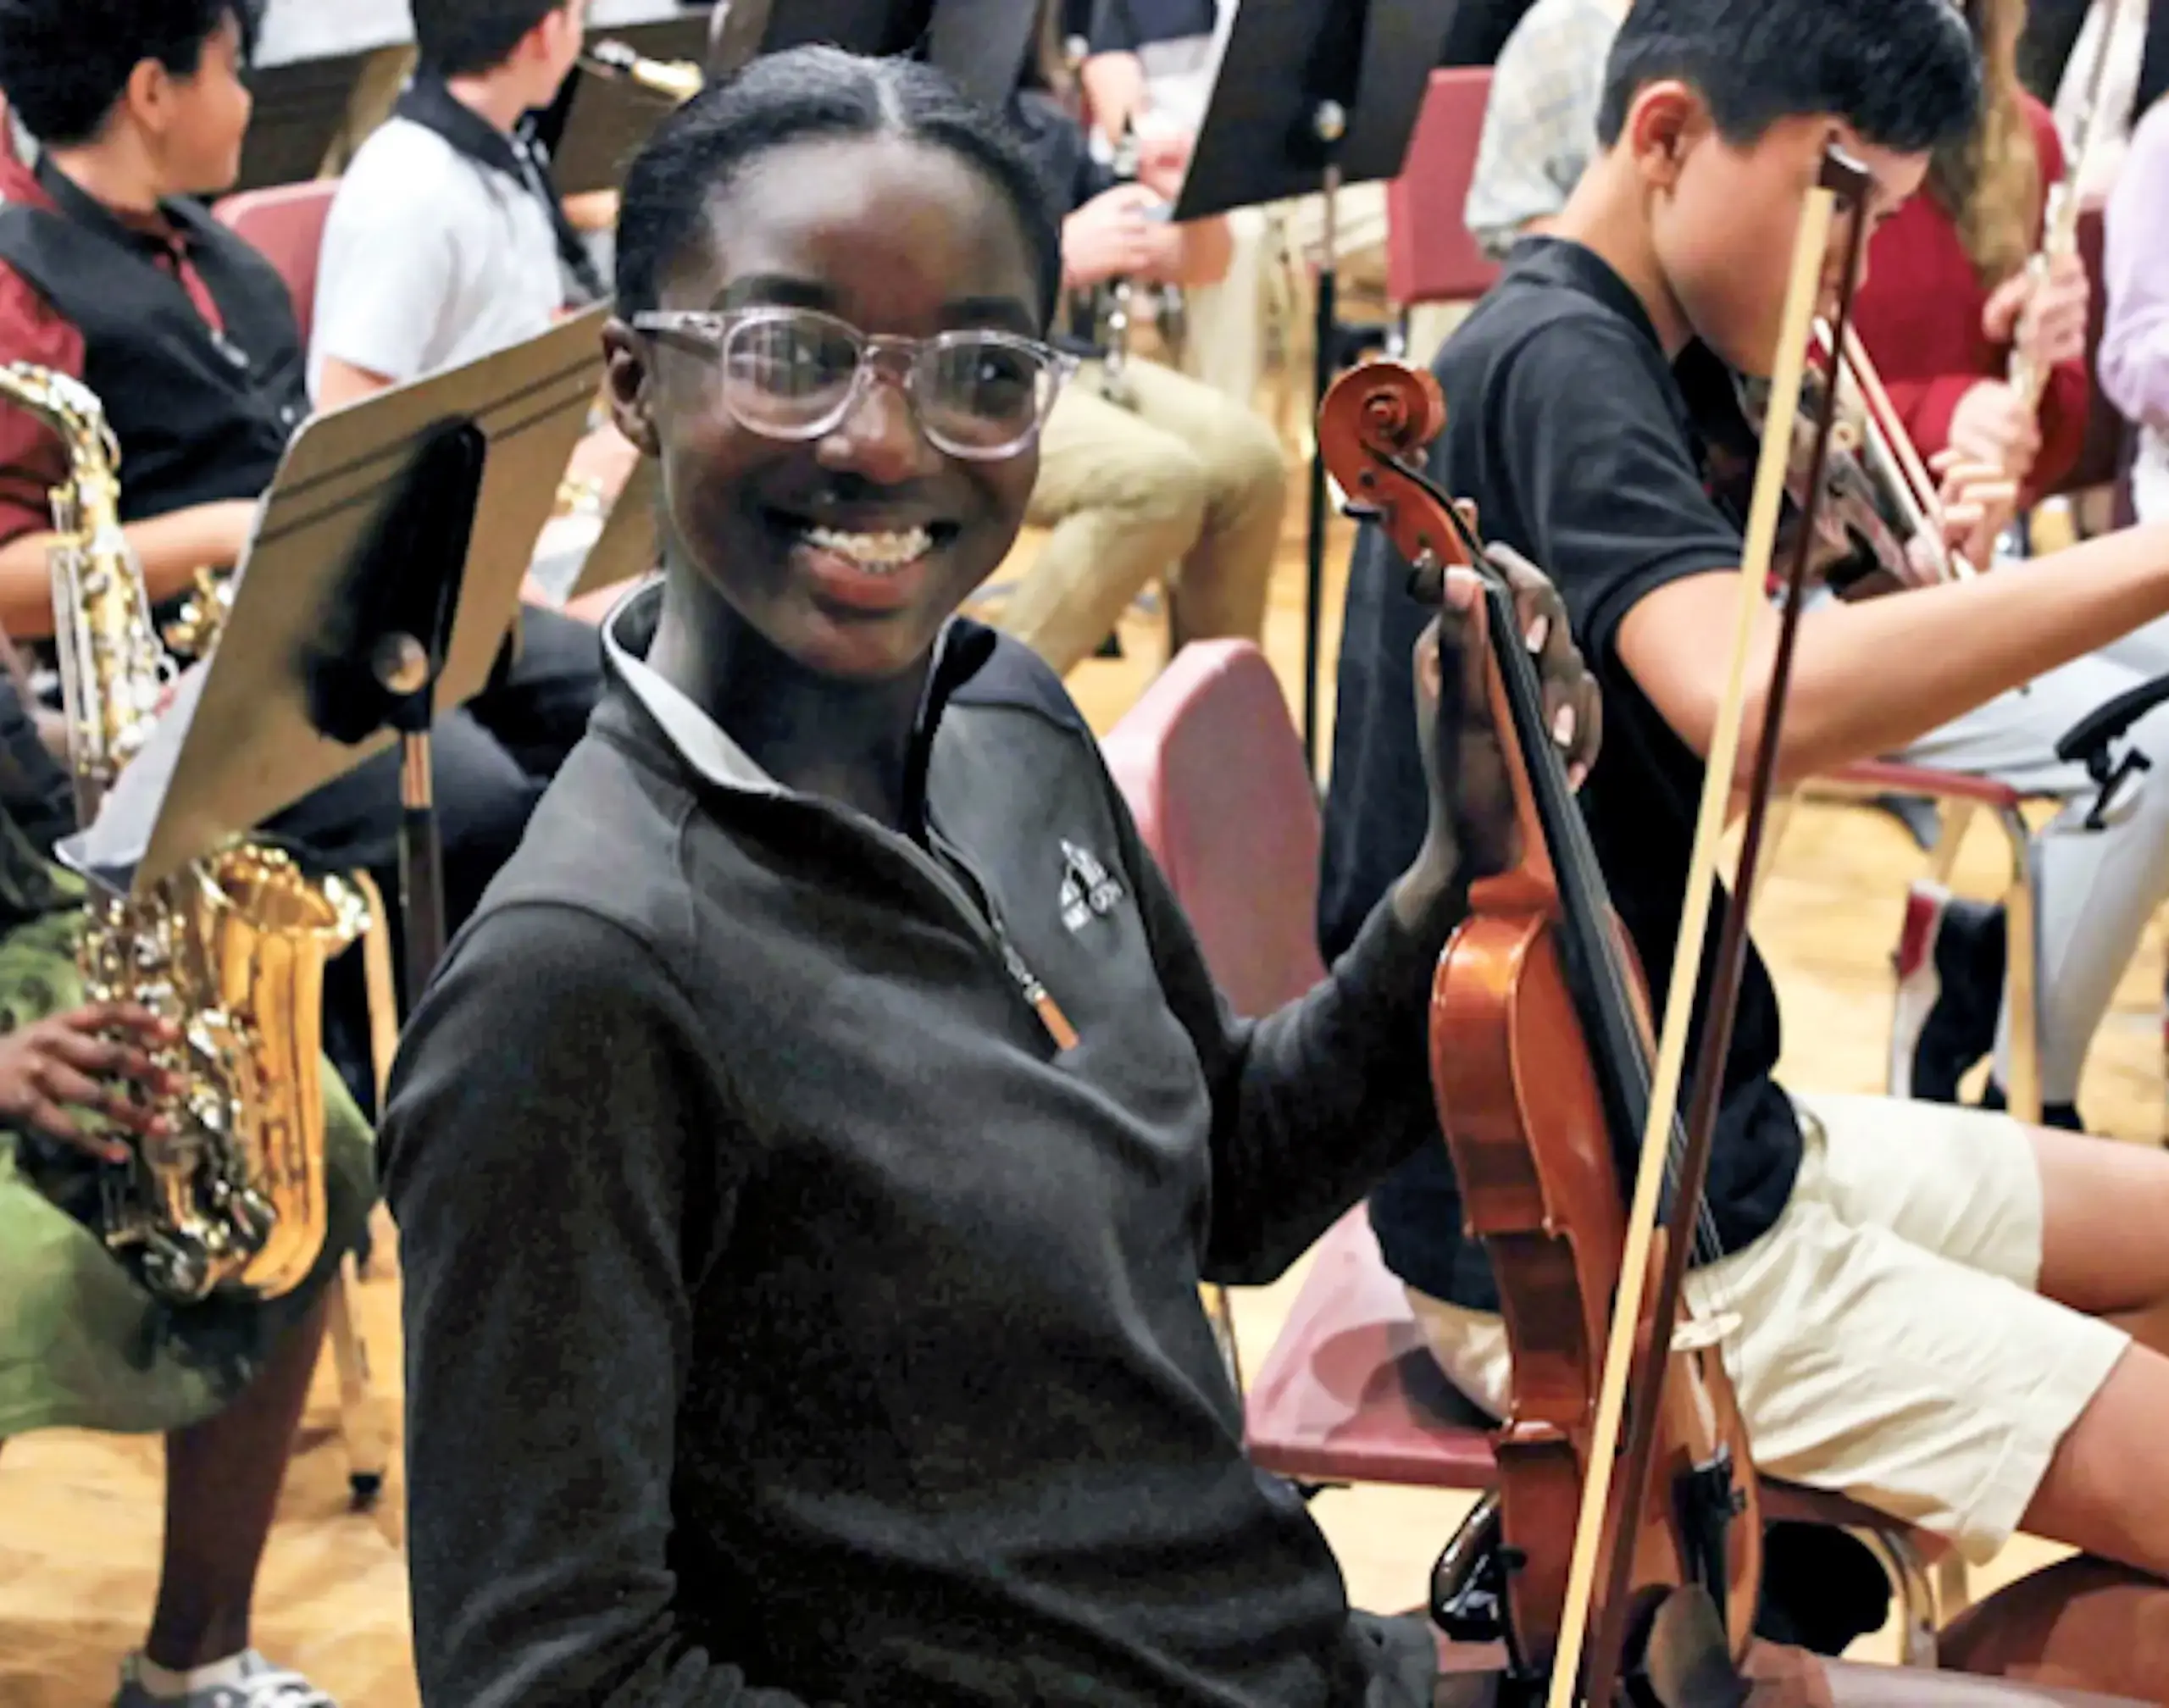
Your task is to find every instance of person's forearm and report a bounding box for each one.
[313,355,397,414]
[1151,218,1233,288]
[1736,523,2169,787]
[0,502,247,638]
[1194,895,1460,1285]
[2100,322,2169,429]
[1079,54,1145,140]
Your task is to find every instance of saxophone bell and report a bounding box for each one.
[0,359,369,1306]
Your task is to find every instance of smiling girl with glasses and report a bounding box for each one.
[374,38,1601,1708]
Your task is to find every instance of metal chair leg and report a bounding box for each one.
[322,869,402,1503]
[1851,1525,1939,1668]
[1925,800,1976,888]
[325,1255,388,1506]
[1994,807,2043,1125]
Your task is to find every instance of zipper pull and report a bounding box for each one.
[999,933,1077,1051]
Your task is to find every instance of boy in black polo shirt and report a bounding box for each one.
[1324,0,2169,1601]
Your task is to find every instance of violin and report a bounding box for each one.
[1320,362,1764,1706]
[1318,142,1877,1706]
[1705,324,1971,600]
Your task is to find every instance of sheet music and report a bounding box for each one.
[55,661,211,891]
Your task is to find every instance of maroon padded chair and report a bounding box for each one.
[213,180,339,348]
[1101,640,1328,1018]
[1384,69,1503,313]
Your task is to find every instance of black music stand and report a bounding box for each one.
[710,0,1038,109]
[541,3,718,195]
[232,49,379,191]
[1172,0,1456,771]
[60,309,607,999]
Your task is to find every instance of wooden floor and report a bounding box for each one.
[3,496,2161,1705]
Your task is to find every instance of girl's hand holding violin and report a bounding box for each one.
[1395,545,1601,932]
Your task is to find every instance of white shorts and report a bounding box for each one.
[1407,1092,2132,1564]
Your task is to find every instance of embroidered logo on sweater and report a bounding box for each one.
[1060,839,1124,934]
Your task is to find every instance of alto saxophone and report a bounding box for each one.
[1,361,369,1305]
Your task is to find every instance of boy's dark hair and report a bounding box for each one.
[616,46,1062,330]
[412,0,573,81]
[0,0,257,147]
[1595,0,1979,157]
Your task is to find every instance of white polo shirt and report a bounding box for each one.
[308,114,563,398]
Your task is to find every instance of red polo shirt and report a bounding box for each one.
[1851,95,2090,510]
[0,148,230,546]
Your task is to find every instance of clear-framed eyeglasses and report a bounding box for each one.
[630,305,1080,462]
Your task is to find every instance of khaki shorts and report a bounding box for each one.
[1407,1092,2131,1564]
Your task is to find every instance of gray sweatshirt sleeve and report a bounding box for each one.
[378,904,813,1708]
[1101,767,1460,1285]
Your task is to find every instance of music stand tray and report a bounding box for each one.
[711,0,1035,109]
[548,9,717,194]
[64,308,609,898]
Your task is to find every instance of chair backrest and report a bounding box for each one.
[212,180,339,347]
[1385,69,1502,310]
[1101,640,1328,1018]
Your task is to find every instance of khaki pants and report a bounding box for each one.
[1408,1093,2129,1565]
[1003,357,1287,678]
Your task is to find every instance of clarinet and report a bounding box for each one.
[1098,120,1140,408]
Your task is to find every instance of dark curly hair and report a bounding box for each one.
[0,0,257,147]
[614,45,1063,330]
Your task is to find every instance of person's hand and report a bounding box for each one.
[1923,446,2018,574]
[1061,184,1166,289]
[1134,130,1192,200]
[0,1002,180,1162]
[1944,379,2042,484]
[1395,545,1600,929]
[1983,251,2089,378]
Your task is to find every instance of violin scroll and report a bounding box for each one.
[1317,363,1475,602]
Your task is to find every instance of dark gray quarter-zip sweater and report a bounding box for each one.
[380,585,1450,1708]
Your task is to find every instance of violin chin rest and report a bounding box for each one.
[1631,1585,1750,1708]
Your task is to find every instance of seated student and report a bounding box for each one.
[1462,0,1630,263]
[1323,0,2169,1655]
[1079,0,1398,395]
[1458,0,2169,1134]
[0,645,369,1708]
[378,44,1602,1705]
[1850,0,2090,519]
[309,0,641,599]
[2104,96,2169,527]
[997,11,1286,677]
[0,0,585,983]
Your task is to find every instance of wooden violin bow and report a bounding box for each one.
[1558,143,1880,1708]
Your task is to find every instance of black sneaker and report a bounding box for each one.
[1889,882,2005,1104]
[1978,1080,2087,1132]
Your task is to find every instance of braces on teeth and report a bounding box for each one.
[804,524,933,571]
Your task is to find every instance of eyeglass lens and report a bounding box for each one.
[722,313,1057,455]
